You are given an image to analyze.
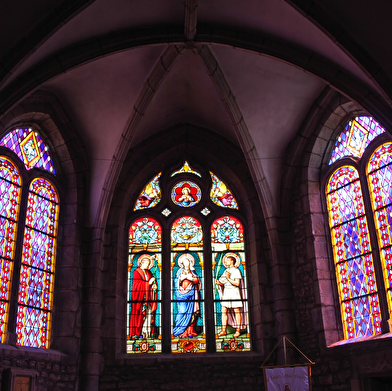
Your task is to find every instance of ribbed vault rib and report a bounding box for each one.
[184,0,198,40]
[196,44,275,221]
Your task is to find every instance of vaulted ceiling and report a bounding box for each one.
[1,0,391,225]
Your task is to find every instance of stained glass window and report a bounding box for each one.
[0,127,59,349]
[127,217,162,353]
[0,158,22,342]
[210,172,238,209]
[326,166,382,339]
[134,173,162,210]
[211,216,250,352]
[171,216,205,353]
[329,117,385,165]
[0,128,56,174]
[16,178,59,348]
[368,143,392,317]
[128,163,249,354]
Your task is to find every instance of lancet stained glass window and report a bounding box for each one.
[325,116,392,342]
[127,162,250,354]
[0,127,59,349]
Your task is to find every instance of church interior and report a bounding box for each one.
[1,0,392,390]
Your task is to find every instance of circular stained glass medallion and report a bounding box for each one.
[171,181,201,207]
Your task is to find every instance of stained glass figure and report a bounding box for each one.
[171,252,205,353]
[171,161,201,177]
[368,142,392,316]
[0,128,56,174]
[170,216,205,353]
[329,117,385,165]
[127,218,162,354]
[16,178,59,348]
[211,216,250,352]
[171,181,201,207]
[134,173,161,211]
[0,157,21,342]
[326,166,382,339]
[210,172,238,209]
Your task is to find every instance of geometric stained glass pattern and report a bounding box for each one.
[0,128,56,174]
[0,157,21,343]
[129,217,162,252]
[329,116,386,165]
[134,173,161,211]
[16,178,59,348]
[211,216,250,352]
[368,142,392,316]
[326,165,382,339]
[210,172,238,209]
[171,216,203,251]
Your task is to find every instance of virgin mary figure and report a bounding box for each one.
[172,253,201,337]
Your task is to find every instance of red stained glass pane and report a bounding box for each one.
[129,217,162,252]
[326,166,359,193]
[368,167,392,210]
[15,306,51,348]
[211,216,244,245]
[0,218,18,260]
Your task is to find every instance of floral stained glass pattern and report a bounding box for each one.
[16,178,59,348]
[171,216,203,251]
[134,173,161,210]
[171,181,201,207]
[0,128,56,174]
[368,142,392,315]
[329,117,385,165]
[0,158,21,342]
[129,217,162,252]
[210,172,238,209]
[326,166,382,339]
[211,216,250,352]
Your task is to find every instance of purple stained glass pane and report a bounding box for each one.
[26,194,58,235]
[16,306,51,348]
[368,143,392,173]
[0,258,13,302]
[329,117,386,165]
[327,180,365,226]
[369,167,392,210]
[343,294,382,339]
[18,265,53,311]
[327,166,359,193]
[381,248,392,288]
[331,216,371,263]
[0,128,56,174]
[336,254,377,300]
[30,178,58,203]
[0,300,9,342]
[0,217,18,260]
[22,228,56,272]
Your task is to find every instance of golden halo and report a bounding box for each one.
[137,254,155,269]
[222,252,241,268]
[178,253,195,270]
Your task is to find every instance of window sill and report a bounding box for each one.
[0,344,67,361]
[328,332,392,348]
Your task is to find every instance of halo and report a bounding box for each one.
[178,253,195,270]
[222,252,241,268]
[137,254,155,269]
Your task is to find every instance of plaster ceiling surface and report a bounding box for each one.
[133,48,236,146]
[4,0,184,87]
[43,44,166,221]
[211,45,326,206]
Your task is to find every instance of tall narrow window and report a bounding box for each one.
[0,127,59,348]
[127,162,251,353]
[0,158,21,342]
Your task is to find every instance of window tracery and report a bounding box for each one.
[127,163,250,353]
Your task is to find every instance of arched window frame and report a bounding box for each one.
[0,130,61,349]
[323,123,392,343]
[126,161,252,354]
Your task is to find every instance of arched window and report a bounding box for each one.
[0,127,59,348]
[325,116,391,341]
[127,162,251,353]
